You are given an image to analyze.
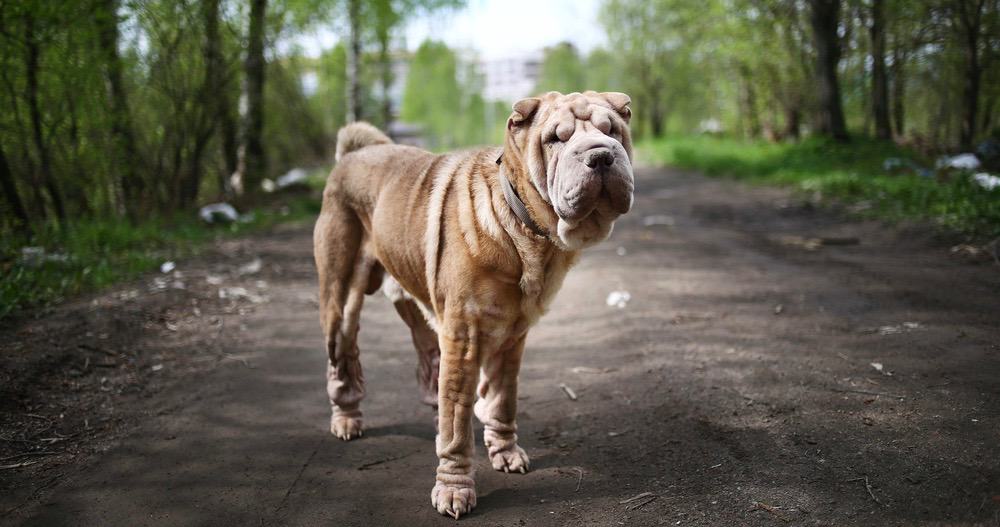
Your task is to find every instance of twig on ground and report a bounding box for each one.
[574,467,583,492]
[620,491,655,504]
[626,495,658,511]
[0,460,39,470]
[77,343,117,357]
[830,388,905,399]
[749,501,791,522]
[223,353,254,368]
[0,451,59,463]
[559,383,578,401]
[846,476,884,506]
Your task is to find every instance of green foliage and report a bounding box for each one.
[535,42,586,94]
[401,40,496,149]
[0,189,323,321]
[641,136,1000,239]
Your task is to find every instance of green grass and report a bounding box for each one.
[639,135,1000,240]
[1,185,323,322]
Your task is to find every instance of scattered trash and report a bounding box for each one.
[972,172,1000,190]
[19,247,69,266]
[558,383,578,401]
[165,322,178,332]
[160,261,176,273]
[977,138,1000,167]
[199,202,239,224]
[883,157,933,178]
[615,246,627,256]
[876,321,921,335]
[151,364,164,372]
[606,290,631,309]
[278,168,309,189]
[642,215,674,227]
[262,168,310,193]
[205,274,224,285]
[238,257,262,276]
[870,362,893,376]
[219,286,267,304]
[773,304,784,315]
[936,153,981,171]
[607,429,629,437]
[117,289,140,301]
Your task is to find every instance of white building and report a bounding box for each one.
[477,52,542,104]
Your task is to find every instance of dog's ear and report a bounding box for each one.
[507,97,541,129]
[602,92,631,123]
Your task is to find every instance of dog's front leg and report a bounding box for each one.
[474,335,529,473]
[431,320,480,519]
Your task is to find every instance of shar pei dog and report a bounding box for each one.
[313,91,634,518]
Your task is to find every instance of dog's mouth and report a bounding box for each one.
[551,145,634,224]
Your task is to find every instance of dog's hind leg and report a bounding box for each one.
[388,292,440,408]
[314,200,374,440]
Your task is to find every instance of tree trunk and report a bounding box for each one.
[890,48,906,138]
[202,0,236,199]
[179,0,225,207]
[97,0,144,219]
[808,0,850,141]
[784,104,802,140]
[378,30,393,132]
[346,0,362,122]
[738,64,760,138]
[242,0,267,195]
[956,0,983,150]
[24,12,67,224]
[0,144,31,235]
[870,0,891,140]
[649,95,665,138]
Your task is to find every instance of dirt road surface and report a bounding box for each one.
[2,167,999,526]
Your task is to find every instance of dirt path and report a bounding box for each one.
[2,167,999,526]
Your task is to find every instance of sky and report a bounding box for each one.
[293,0,607,60]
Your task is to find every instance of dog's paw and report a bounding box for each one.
[489,444,530,474]
[330,415,363,440]
[431,482,477,519]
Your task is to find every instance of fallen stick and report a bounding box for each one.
[846,476,884,506]
[830,388,905,399]
[574,467,583,492]
[559,383,578,401]
[749,501,790,522]
[0,460,39,470]
[620,491,655,504]
[626,495,658,511]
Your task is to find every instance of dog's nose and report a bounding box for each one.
[584,147,615,168]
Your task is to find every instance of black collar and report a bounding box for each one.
[496,153,547,237]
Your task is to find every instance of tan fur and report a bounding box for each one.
[313,92,633,519]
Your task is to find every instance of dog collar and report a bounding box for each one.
[496,153,547,238]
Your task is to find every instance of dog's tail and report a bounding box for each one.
[335,122,392,162]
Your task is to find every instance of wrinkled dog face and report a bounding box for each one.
[506,91,635,250]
